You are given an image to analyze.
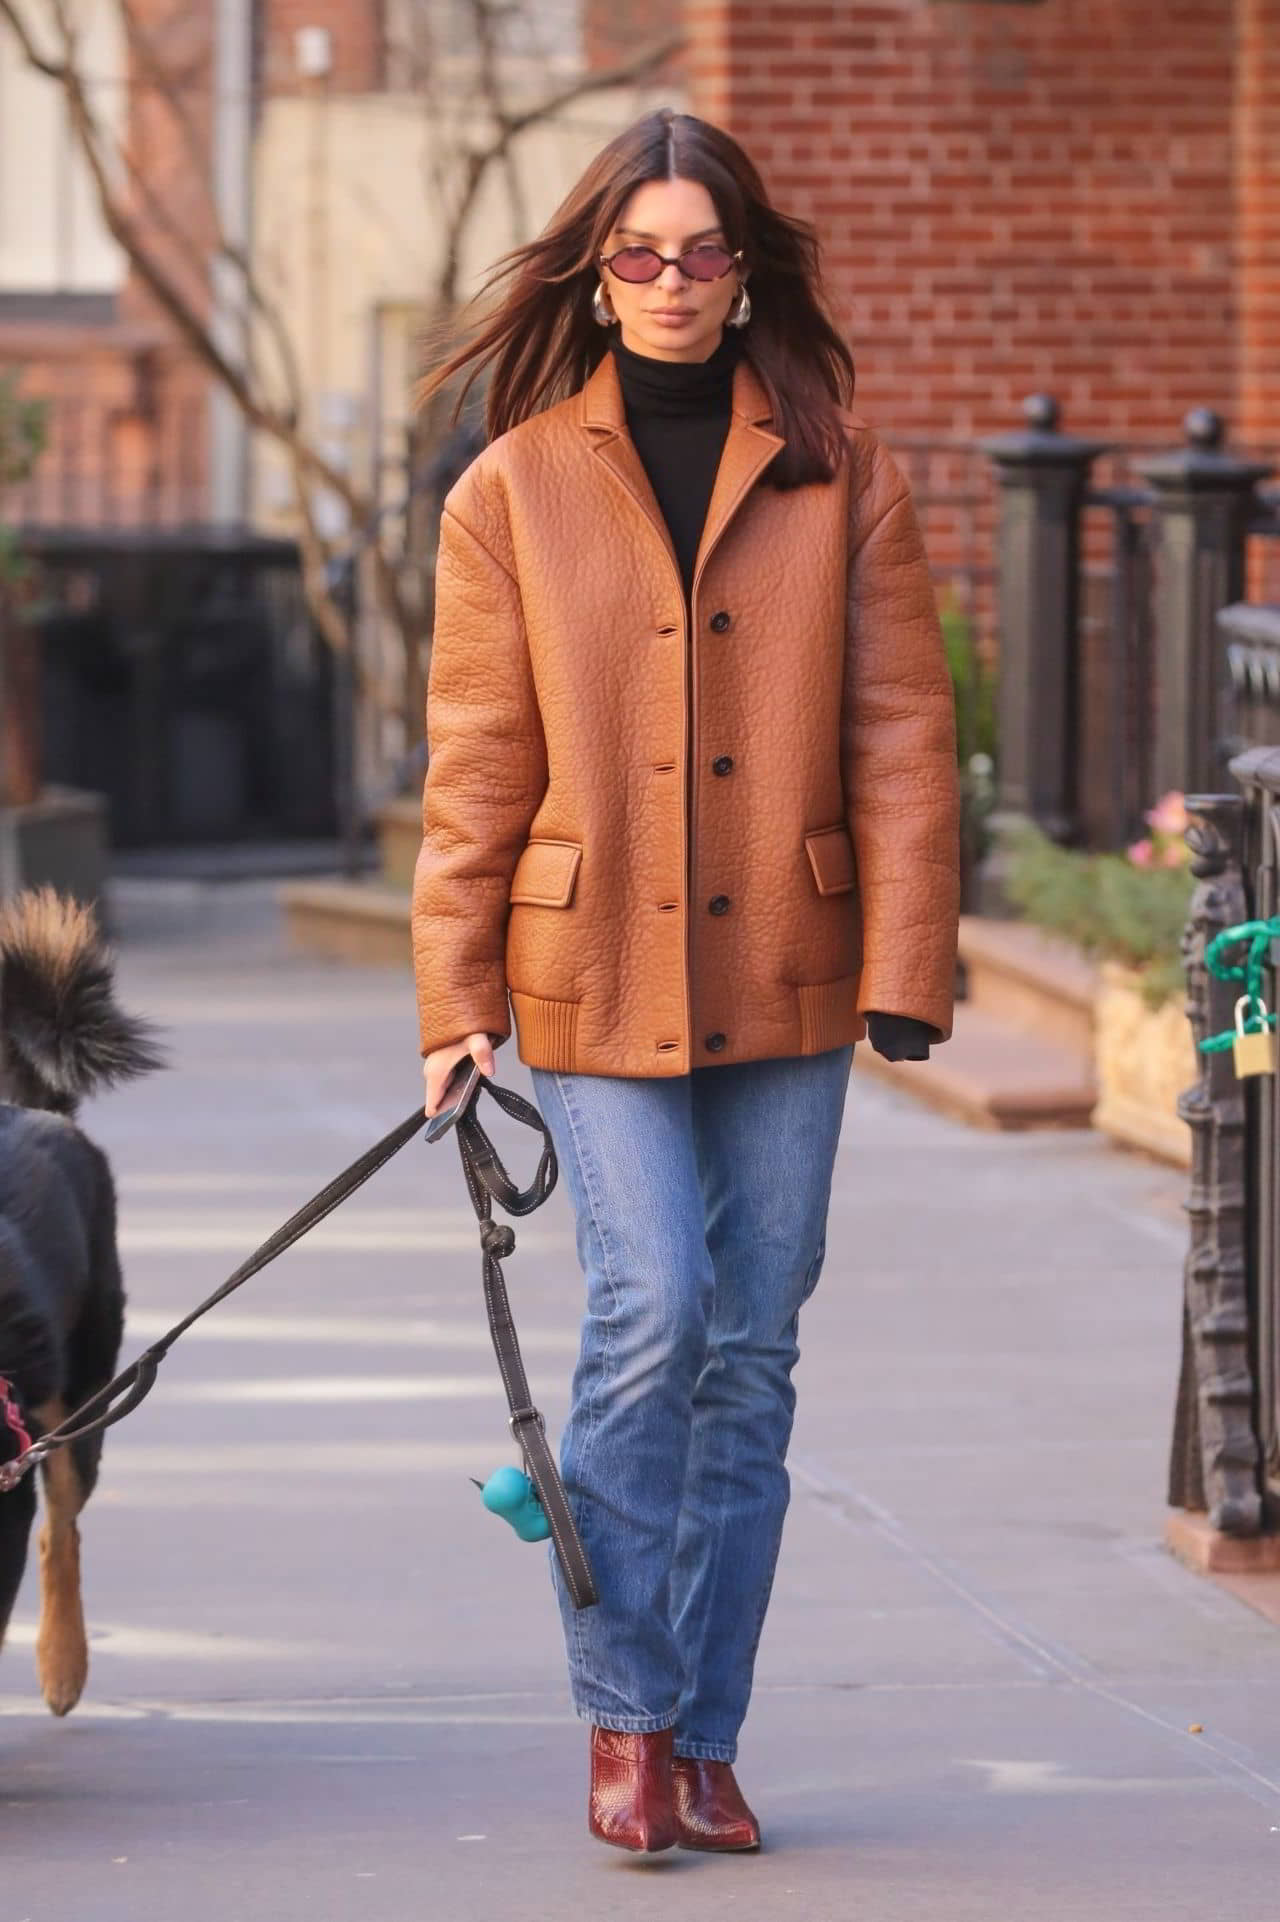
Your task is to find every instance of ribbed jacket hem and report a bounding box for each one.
[796,974,862,1055]
[509,978,869,1076]
[509,990,581,1071]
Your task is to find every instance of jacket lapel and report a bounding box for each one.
[579,351,679,580]
[579,347,786,599]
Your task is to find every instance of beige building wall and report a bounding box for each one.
[250,84,679,530]
[0,0,126,294]
[249,76,682,784]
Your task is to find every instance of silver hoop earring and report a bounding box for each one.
[727,284,751,329]
[592,282,616,327]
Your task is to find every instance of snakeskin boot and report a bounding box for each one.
[587,1725,679,1853]
[671,1756,762,1851]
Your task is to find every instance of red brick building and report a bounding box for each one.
[0,0,216,526]
[609,0,1279,598]
[590,0,1273,467]
[4,0,1274,537]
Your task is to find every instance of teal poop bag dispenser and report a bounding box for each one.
[471,1464,552,1542]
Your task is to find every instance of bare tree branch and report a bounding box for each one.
[424,8,681,314]
[502,30,682,139]
[114,0,307,415]
[0,0,351,500]
[0,0,685,787]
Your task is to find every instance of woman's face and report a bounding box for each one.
[598,176,744,364]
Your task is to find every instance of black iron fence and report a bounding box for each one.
[980,400,1280,871]
[880,433,999,648]
[22,526,336,848]
[1171,769,1280,1533]
[1221,603,1280,766]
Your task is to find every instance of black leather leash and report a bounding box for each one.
[0,1076,597,1610]
[452,1078,596,1607]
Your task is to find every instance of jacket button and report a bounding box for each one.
[712,755,734,776]
[705,1031,726,1052]
[709,610,731,632]
[709,894,731,915]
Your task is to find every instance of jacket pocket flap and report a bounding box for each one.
[804,824,856,896]
[509,838,582,908]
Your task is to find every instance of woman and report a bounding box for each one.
[412,108,960,1856]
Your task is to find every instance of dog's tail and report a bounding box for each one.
[0,888,166,1115]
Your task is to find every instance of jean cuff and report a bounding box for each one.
[573,1702,680,1735]
[672,1738,737,1763]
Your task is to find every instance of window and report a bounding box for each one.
[0,0,126,296]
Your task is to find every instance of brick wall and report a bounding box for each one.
[685,0,1240,451]
[261,0,385,95]
[0,0,215,525]
[10,0,1272,554]
[1238,0,1280,599]
[583,0,684,73]
[1238,0,1280,452]
[0,331,211,526]
[118,0,217,332]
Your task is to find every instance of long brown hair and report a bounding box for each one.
[414,109,856,490]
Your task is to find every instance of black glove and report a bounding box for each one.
[866,1010,937,1062]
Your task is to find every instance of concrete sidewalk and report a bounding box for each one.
[1,877,1277,1920]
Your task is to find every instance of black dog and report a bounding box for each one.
[0,887,163,1714]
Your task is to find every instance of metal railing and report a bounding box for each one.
[979,400,1279,882]
[881,433,999,649]
[17,526,337,849]
[1170,771,1280,1533]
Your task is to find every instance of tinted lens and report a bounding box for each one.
[609,246,663,282]
[606,244,736,283]
[681,245,734,280]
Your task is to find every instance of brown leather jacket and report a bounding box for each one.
[411,347,961,1077]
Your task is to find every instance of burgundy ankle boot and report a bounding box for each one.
[587,1725,679,1854]
[671,1756,762,1851]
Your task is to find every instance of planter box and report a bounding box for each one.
[279,877,411,967]
[282,796,422,966]
[3,785,108,914]
[376,795,422,892]
[1091,958,1196,1166]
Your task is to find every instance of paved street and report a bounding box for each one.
[2,879,1278,1920]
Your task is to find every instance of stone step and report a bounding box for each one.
[279,876,410,967]
[958,913,1099,1058]
[857,999,1098,1131]
[376,797,423,893]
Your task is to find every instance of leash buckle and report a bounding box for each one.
[0,1443,41,1495]
[508,1406,546,1479]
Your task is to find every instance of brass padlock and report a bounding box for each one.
[1232,993,1277,1077]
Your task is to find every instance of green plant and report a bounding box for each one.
[1002,796,1193,1009]
[941,599,997,768]
[0,373,51,812]
[0,372,47,596]
[940,597,999,896]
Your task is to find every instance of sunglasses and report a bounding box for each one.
[599,243,744,285]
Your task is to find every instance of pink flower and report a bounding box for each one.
[1128,837,1154,867]
[1144,790,1188,837]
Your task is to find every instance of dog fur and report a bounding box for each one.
[0,887,164,1714]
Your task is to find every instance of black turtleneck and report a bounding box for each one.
[606,325,938,1066]
[609,327,741,600]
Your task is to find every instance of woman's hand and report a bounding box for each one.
[423,1032,497,1117]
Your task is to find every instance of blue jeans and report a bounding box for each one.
[529,1043,854,1764]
